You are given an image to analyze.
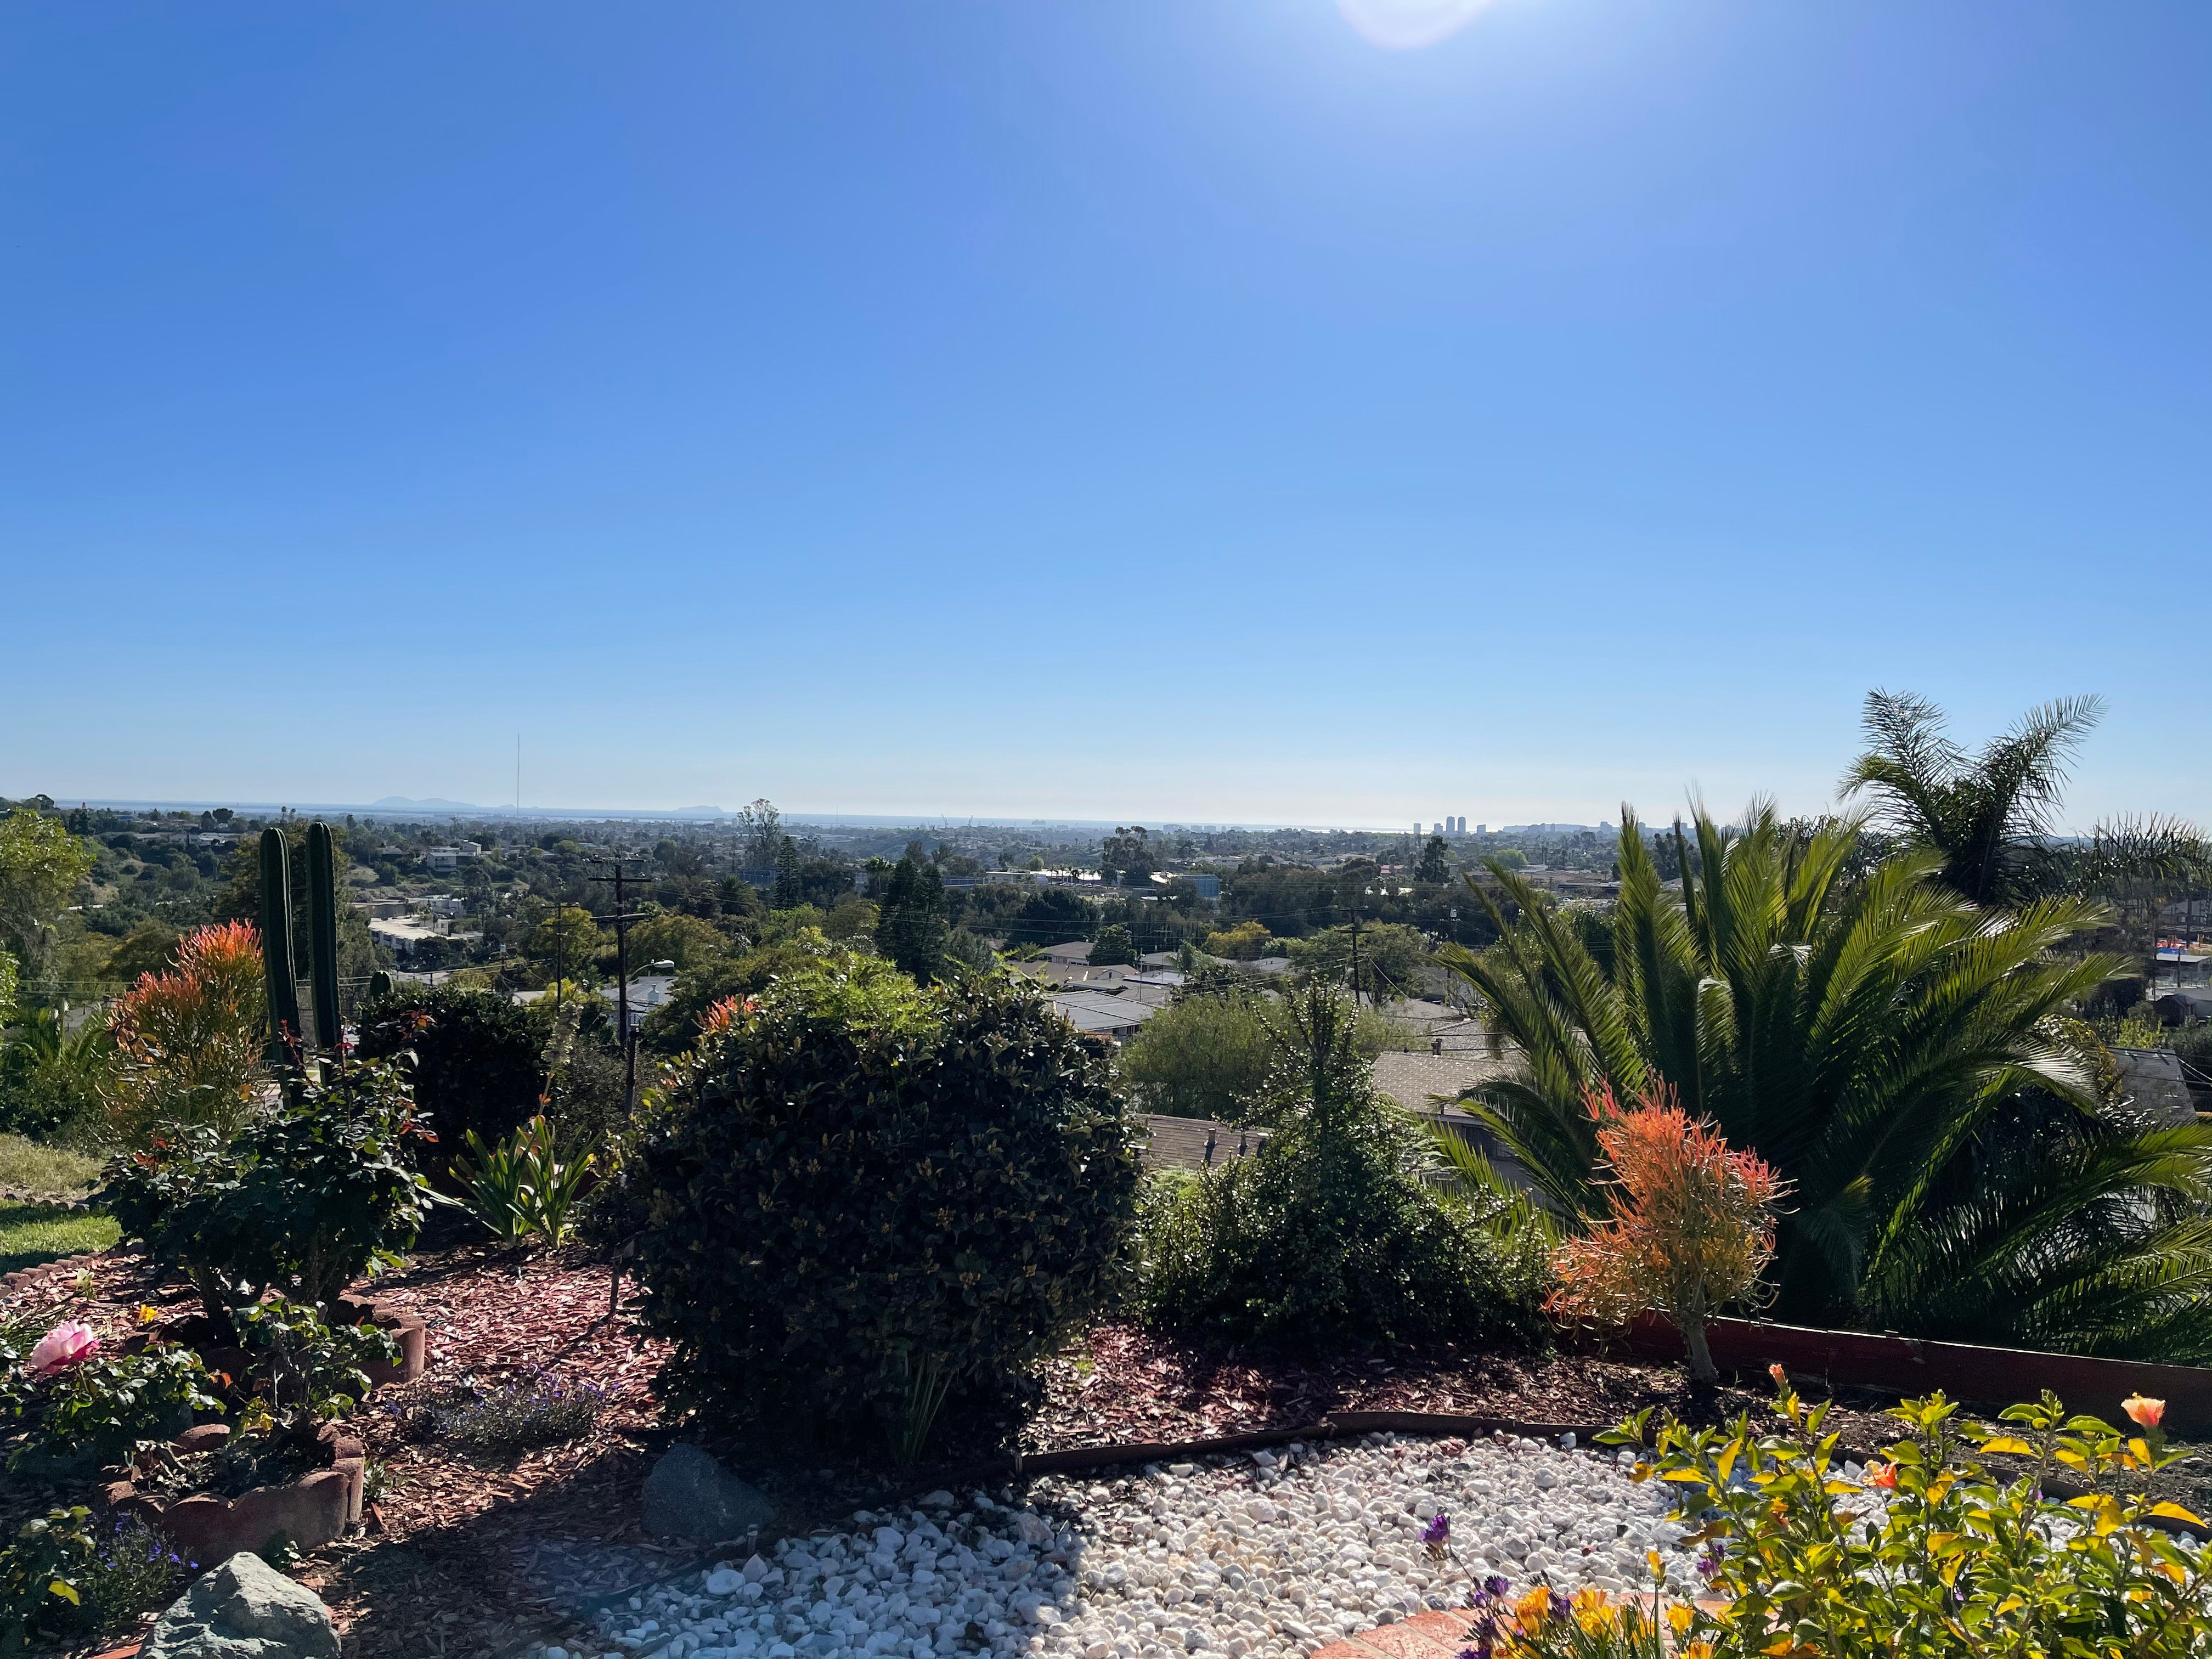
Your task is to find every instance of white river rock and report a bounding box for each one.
[557,1433,1695,1659]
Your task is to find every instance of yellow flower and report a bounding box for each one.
[1647,1549,1666,1579]
[137,1304,161,1325]
[1683,1644,1716,1659]
[1668,1604,1696,1634]
[1514,1586,1555,1626]
[1567,1586,1616,1632]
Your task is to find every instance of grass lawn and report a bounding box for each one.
[0,1132,104,1198]
[0,1200,119,1275]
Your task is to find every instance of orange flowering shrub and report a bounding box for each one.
[1545,1082,1782,1386]
[104,919,269,1144]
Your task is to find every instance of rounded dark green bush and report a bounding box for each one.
[355,982,544,1179]
[629,969,1139,1452]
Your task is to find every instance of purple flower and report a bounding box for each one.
[1549,1592,1572,1621]
[1484,1575,1510,1600]
[1696,1549,1723,1581]
[1422,1513,1451,1553]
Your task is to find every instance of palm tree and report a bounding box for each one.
[1842,690,2209,911]
[1441,804,2212,1359]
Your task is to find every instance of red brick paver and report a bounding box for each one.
[1313,1608,1472,1659]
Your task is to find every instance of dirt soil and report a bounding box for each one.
[10,1244,2211,1659]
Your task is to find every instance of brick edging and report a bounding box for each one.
[0,1247,112,1298]
[1312,1606,1484,1659]
[0,1184,93,1210]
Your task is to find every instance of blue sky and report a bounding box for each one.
[4,2,2206,829]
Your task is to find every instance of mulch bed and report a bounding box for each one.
[14,1244,2212,1659]
[1030,1324,1704,1449]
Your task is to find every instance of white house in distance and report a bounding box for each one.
[601,973,677,1036]
[424,842,483,873]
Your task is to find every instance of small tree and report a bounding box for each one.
[1414,835,1452,884]
[103,1056,439,1332]
[103,921,268,1145]
[0,808,95,977]
[876,852,949,980]
[1117,987,1273,1120]
[1546,1082,1784,1389]
[1090,923,1137,966]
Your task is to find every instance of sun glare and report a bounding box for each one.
[1336,0,1498,50]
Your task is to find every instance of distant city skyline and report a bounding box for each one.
[6,4,2205,831]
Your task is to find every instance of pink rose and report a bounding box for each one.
[27,1320,100,1376]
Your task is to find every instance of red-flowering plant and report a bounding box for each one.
[1545,1082,1785,1388]
[102,921,268,1145]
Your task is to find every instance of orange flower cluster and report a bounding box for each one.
[1545,1082,1784,1375]
[104,919,271,1143]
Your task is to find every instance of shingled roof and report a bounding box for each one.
[1141,1114,1268,1172]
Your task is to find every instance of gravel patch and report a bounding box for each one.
[560,1431,1701,1659]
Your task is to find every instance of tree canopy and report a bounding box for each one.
[876,852,950,979]
[0,808,95,972]
[1844,690,2210,910]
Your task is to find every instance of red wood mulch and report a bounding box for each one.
[1027,1323,1699,1451]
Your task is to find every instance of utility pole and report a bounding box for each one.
[588,856,650,1113]
[1350,905,1363,1009]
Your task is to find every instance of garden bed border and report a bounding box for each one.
[1613,1312,2212,1431]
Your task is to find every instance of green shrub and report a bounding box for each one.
[1603,1380,2212,1658]
[635,932,895,1057]
[232,1296,400,1421]
[1135,985,1547,1351]
[101,1058,440,1330]
[414,1374,605,1452]
[1,1507,196,1654]
[13,1344,224,1472]
[629,969,1138,1455]
[453,1115,596,1248]
[354,983,545,1179]
[0,1008,109,1143]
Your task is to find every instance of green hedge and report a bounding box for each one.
[355,983,544,1179]
[629,969,1138,1453]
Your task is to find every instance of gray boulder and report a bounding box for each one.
[143,1551,340,1659]
[641,1442,775,1541]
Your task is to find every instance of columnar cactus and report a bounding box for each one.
[307,821,342,1051]
[258,826,302,1057]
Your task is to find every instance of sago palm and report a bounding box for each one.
[1440,804,2212,1358]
